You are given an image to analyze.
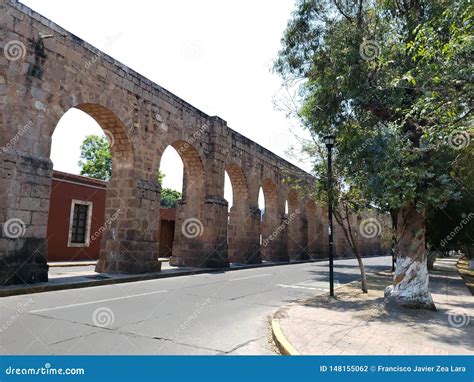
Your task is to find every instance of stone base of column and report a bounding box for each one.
[170,195,230,268]
[170,232,230,268]
[262,240,289,262]
[0,151,52,285]
[228,240,261,265]
[95,239,161,273]
[289,250,310,262]
[0,238,49,285]
[169,247,230,268]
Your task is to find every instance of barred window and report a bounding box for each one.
[68,200,93,247]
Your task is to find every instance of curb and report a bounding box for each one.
[0,258,329,298]
[271,315,300,355]
[48,262,97,268]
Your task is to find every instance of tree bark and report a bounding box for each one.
[355,255,368,293]
[384,202,436,310]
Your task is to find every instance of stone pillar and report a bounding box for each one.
[261,182,289,262]
[246,206,262,263]
[287,192,307,261]
[227,164,262,265]
[0,151,51,285]
[170,117,229,268]
[96,174,161,273]
[301,215,309,260]
[310,205,328,259]
[228,204,261,264]
[306,200,318,258]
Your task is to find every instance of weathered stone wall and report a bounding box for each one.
[0,0,389,284]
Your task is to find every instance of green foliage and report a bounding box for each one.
[275,0,473,213]
[160,188,181,208]
[78,135,111,180]
[426,146,474,251]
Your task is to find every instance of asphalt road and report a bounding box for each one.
[0,256,391,355]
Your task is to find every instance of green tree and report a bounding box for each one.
[78,135,111,180]
[275,0,473,309]
[78,135,182,206]
[426,146,474,254]
[160,188,182,208]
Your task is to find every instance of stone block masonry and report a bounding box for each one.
[0,0,388,284]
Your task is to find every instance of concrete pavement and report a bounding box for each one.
[272,257,473,355]
[0,256,390,355]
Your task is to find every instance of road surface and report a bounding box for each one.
[0,256,391,355]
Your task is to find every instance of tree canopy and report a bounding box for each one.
[275,0,472,308]
[275,0,473,214]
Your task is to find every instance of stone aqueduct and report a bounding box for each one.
[0,0,384,285]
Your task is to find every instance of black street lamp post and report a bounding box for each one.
[324,135,335,297]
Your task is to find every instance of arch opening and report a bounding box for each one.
[163,141,206,267]
[47,104,133,270]
[225,164,251,264]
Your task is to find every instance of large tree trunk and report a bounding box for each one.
[384,203,436,310]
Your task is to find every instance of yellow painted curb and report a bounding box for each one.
[271,316,300,355]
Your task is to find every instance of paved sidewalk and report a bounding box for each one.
[273,258,473,355]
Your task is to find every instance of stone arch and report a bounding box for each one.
[225,164,260,264]
[50,104,158,274]
[2,0,331,283]
[165,140,209,267]
[262,178,278,214]
[286,189,308,261]
[260,178,287,262]
[167,140,205,206]
[73,103,134,166]
[307,199,327,259]
[226,164,249,206]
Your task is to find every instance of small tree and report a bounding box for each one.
[310,149,373,293]
[78,135,111,180]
